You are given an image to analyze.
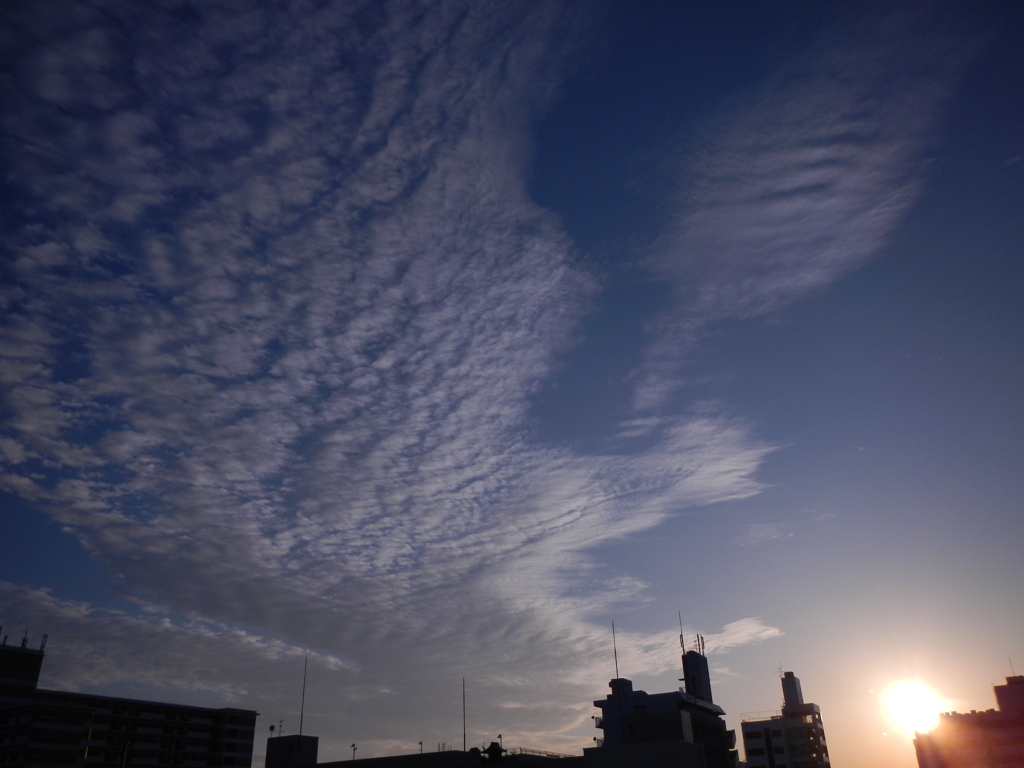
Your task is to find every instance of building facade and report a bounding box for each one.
[588,647,741,768]
[740,672,830,768]
[0,637,258,768]
[914,675,1024,768]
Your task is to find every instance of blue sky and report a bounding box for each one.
[1,1,1022,766]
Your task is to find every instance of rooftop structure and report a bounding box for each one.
[740,672,830,768]
[914,675,1024,768]
[587,638,740,768]
[265,735,320,768]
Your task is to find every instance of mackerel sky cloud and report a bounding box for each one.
[2,2,1022,767]
[1,0,773,748]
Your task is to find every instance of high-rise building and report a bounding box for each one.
[587,644,741,768]
[914,675,1024,768]
[0,634,258,768]
[740,672,830,768]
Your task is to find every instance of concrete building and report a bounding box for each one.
[586,644,741,768]
[0,635,258,768]
[740,672,830,768]
[914,675,1024,768]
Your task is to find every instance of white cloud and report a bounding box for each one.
[3,582,777,758]
[736,522,792,547]
[703,619,784,655]
[0,0,776,758]
[0,582,352,698]
[632,10,977,410]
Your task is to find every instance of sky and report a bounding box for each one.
[1,1,1022,766]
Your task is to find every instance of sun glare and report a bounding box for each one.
[883,680,945,735]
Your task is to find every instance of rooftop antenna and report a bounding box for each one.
[40,634,48,651]
[612,622,620,679]
[462,677,466,752]
[1011,658,1017,676]
[678,613,687,678]
[299,655,308,736]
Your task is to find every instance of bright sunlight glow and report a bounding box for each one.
[883,680,946,735]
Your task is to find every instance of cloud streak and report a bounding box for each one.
[0,0,776,756]
[632,9,977,410]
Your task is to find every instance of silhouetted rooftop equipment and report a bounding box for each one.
[611,622,619,679]
[300,655,308,736]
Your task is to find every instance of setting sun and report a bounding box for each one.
[883,680,947,735]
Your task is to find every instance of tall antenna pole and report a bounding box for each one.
[612,622,620,679]
[678,612,686,676]
[462,678,466,752]
[300,655,308,736]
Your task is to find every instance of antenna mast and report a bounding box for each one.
[299,655,308,736]
[612,622,620,679]
[678,613,686,676]
[462,678,466,752]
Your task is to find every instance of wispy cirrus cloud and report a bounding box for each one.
[736,522,792,548]
[560,617,783,688]
[632,9,978,410]
[702,618,784,654]
[0,0,775,757]
[0,582,351,699]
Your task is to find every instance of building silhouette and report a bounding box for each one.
[914,675,1024,768]
[267,636,742,767]
[739,671,830,768]
[265,736,319,768]
[264,736,580,768]
[0,635,258,768]
[586,643,741,768]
